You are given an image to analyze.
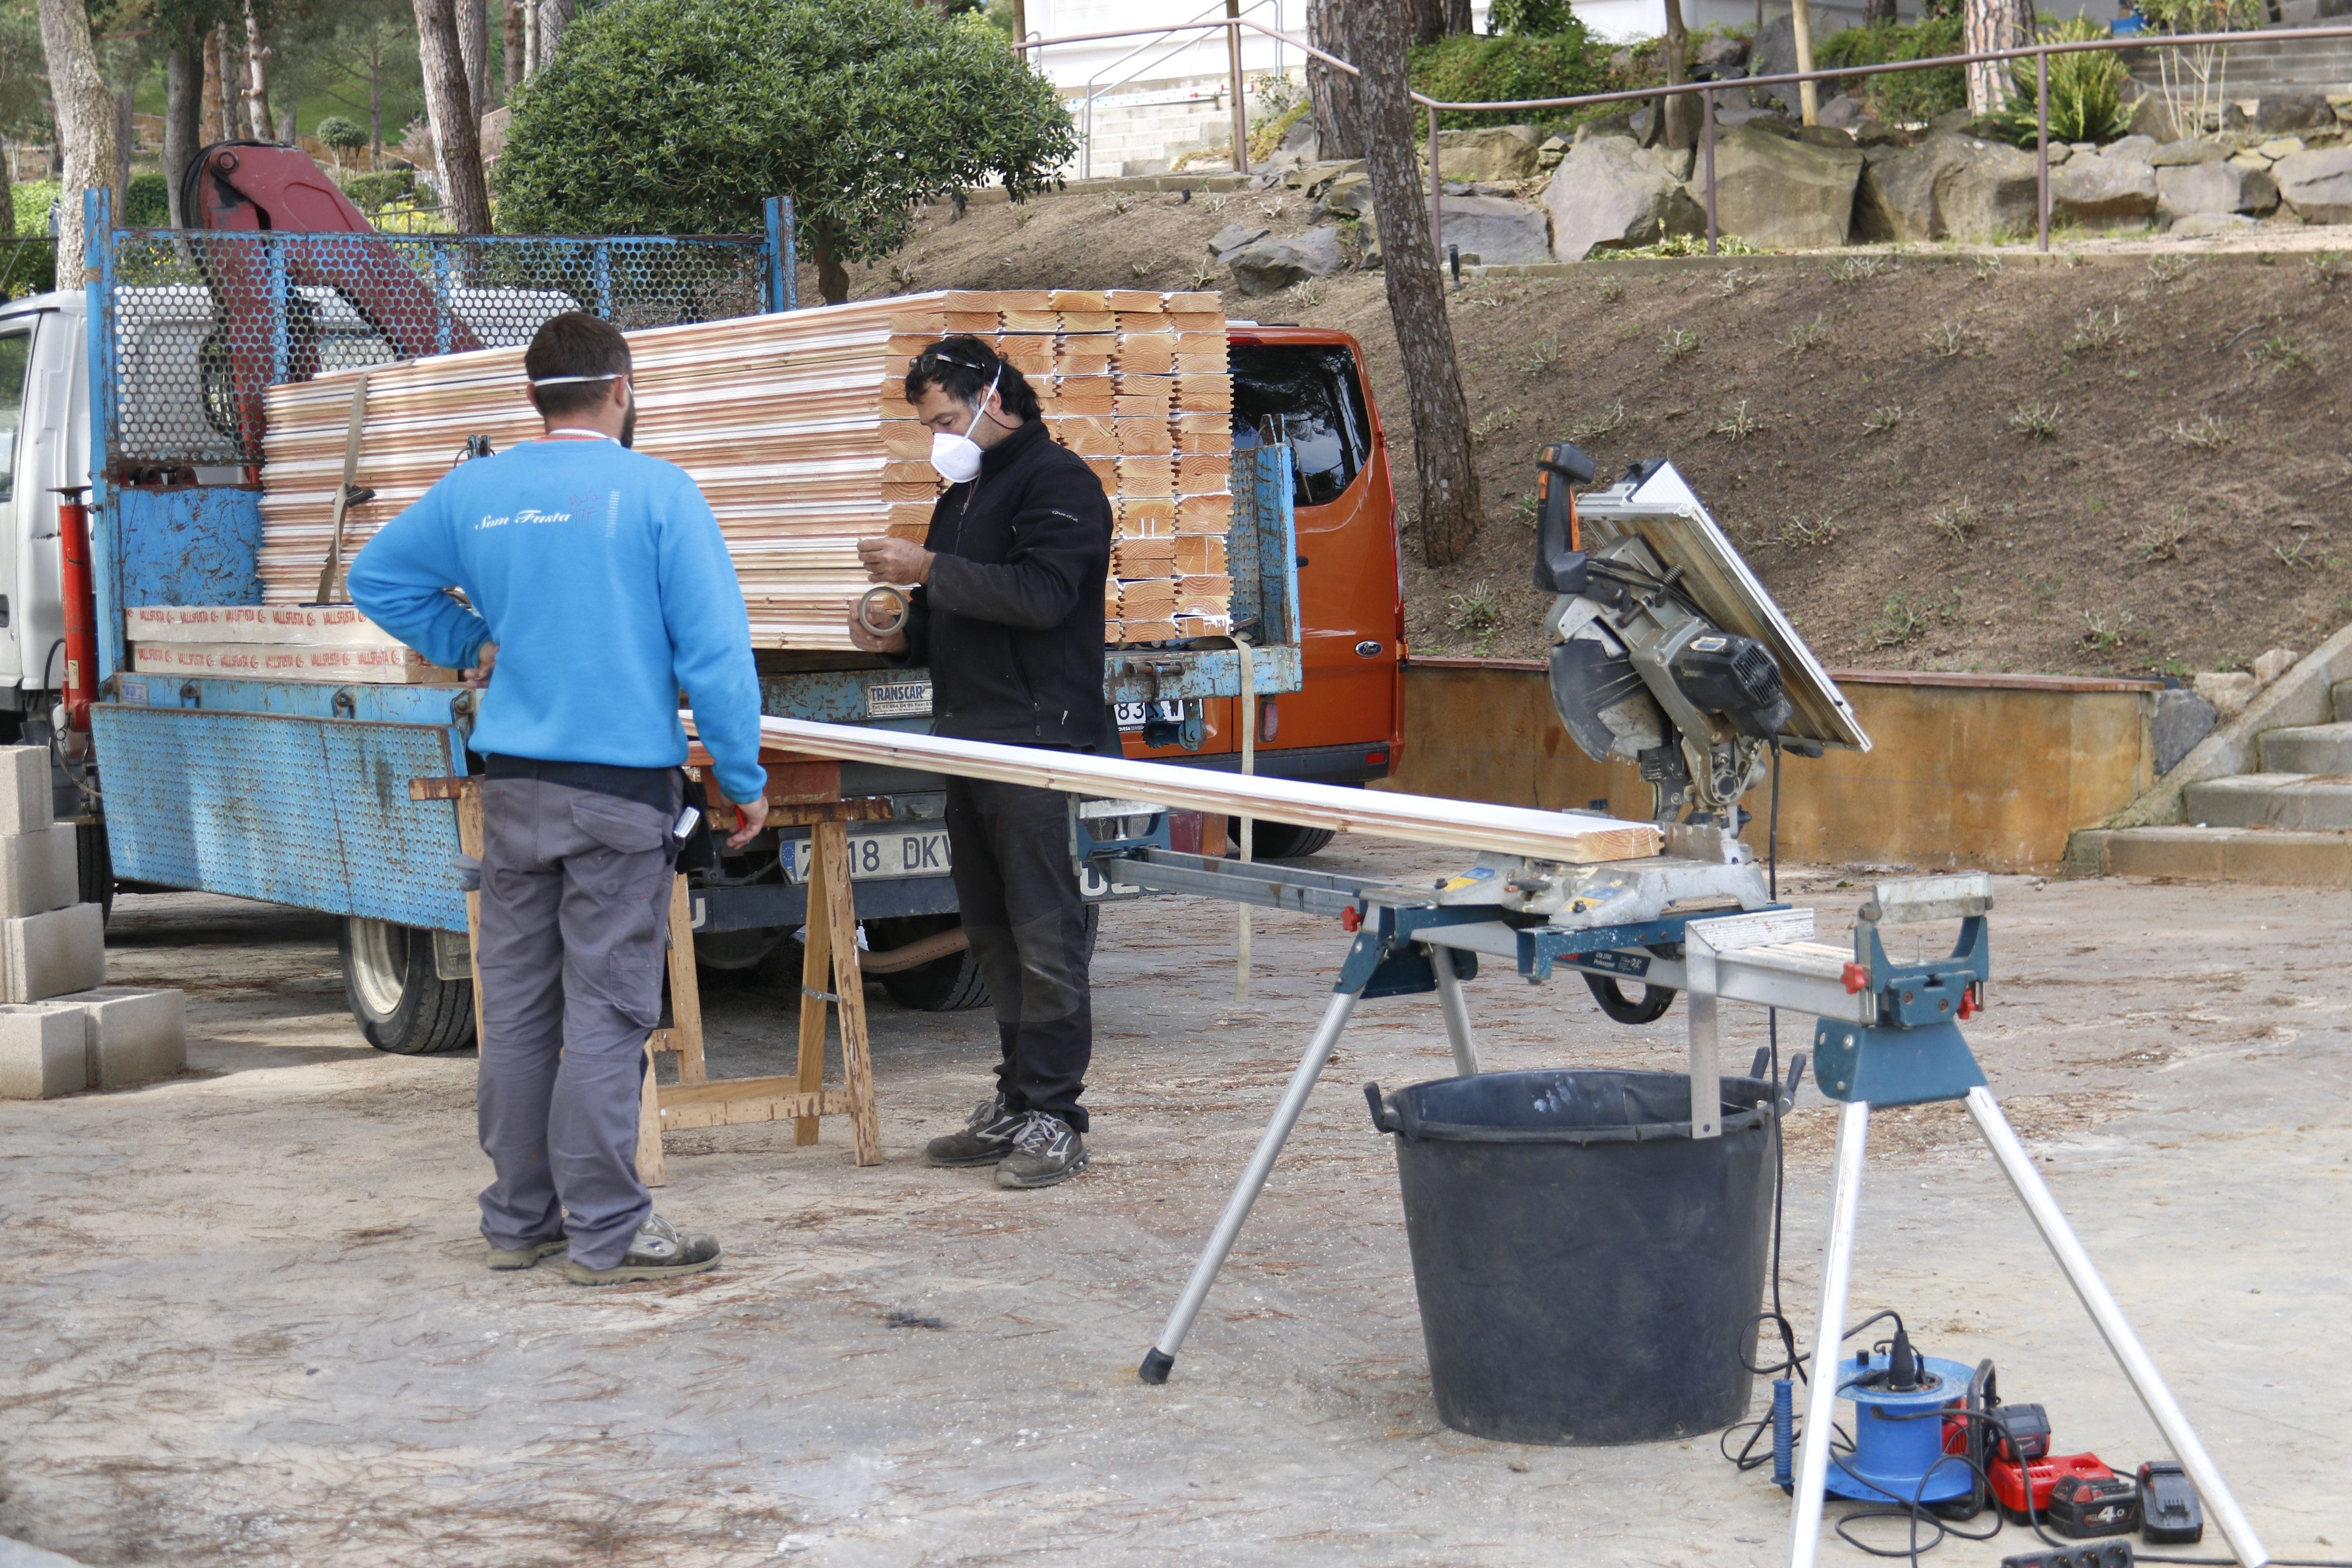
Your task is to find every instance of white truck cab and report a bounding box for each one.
[0,290,86,724]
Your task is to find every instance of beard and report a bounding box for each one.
[620,404,638,449]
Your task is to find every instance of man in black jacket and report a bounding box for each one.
[848,336,1117,1189]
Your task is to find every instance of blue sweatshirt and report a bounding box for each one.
[347,435,767,806]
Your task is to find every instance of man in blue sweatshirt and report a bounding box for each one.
[349,312,769,1286]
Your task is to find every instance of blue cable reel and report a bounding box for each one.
[1821,1345,1978,1508]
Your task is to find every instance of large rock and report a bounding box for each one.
[2156,160,2278,220]
[1433,125,1544,183]
[1748,13,1798,105]
[1541,136,1704,260]
[1695,32,1750,77]
[2050,153,2158,225]
[1854,133,2037,243]
[2171,211,2259,237]
[2149,138,2230,167]
[1223,227,1344,295]
[1439,195,1552,264]
[1709,123,1863,249]
[2102,134,2161,163]
[2274,146,2352,224]
[1208,222,1270,260]
[1310,172,1373,222]
[2126,91,2181,141]
[2253,92,2335,132]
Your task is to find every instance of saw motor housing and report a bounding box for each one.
[1536,447,1793,829]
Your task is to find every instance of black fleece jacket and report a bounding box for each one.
[893,417,1119,752]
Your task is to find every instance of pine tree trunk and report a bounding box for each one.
[1439,0,1472,34]
[1347,0,1482,570]
[458,0,491,115]
[241,0,274,140]
[1864,0,1897,23]
[503,1,524,94]
[535,0,574,70]
[413,0,492,232]
[1305,0,1364,160]
[812,224,850,306]
[35,0,117,276]
[214,26,239,144]
[1962,0,2033,117]
[369,36,384,157]
[1662,0,1697,149]
[114,86,132,215]
[166,28,204,225]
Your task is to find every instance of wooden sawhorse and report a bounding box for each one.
[410,778,885,1188]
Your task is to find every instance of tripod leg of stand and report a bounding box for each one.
[1429,945,1481,1076]
[1139,986,1362,1385]
[1789,1098,1870,1568]
[1964,1087,2269,1567]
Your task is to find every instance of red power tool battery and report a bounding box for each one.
[1989,1451,2139,1534]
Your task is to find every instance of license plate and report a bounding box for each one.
[866,678,933,718]
[781,825,952,883]
[1115,699,1184,731]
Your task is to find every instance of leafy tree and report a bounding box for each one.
[494,0,1075,302]
[317,112,367,167]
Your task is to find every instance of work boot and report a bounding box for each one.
[924,1095,1025,1167]
[995,1110,1088,1190]
[485,1232,568,1271]
[562,1214,722,1286]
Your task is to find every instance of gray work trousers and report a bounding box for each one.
[474,775,679,1270]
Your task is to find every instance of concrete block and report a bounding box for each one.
[0,746,51,834]
[2,903,106,1003]
[68,986,186,1090]
[0,824,79,917]
[0,1003,86,1098]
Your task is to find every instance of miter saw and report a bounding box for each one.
[1431,444,1872,1018]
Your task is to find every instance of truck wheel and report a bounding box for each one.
[341,917,476,1055]
[870,907,1099,1013]
[872,914,990,1012]
[75,823,114,925]
[1248,821,1336,859]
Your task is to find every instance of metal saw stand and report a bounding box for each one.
[1774,875,2269,1568]
[1112,844,1825,1386]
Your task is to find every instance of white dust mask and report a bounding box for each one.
[928,369,1001,484]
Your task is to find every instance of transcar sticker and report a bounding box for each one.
[865,679,933,718]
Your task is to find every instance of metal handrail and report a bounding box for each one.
[1019,17,2352,258]
[1071,0,1283,181]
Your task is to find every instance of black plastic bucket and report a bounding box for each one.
[1366,1068,1778,1446]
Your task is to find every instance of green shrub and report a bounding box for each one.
[1488,0,1580,34]
[1812,17,1965,124]
[317,115,369,155]
[1,239,55,299]
[1990,16,2128,143]
[341,168,419,209]
[125,173,170,228]
[1409,31,1610,130]
[11,179,58,238]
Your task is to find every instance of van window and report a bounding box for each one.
[1229,344,1372,508]
[0,328,30,504]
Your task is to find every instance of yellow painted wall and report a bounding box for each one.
[1381,663,2155,873]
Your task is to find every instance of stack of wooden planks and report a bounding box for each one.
[254,290,1235,651]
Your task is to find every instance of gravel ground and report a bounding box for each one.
[2,854,2347,1568]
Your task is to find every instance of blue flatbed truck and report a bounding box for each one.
[0,191,1302,1052]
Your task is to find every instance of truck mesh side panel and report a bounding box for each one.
[102,229,764,470]
[89,704,468,930]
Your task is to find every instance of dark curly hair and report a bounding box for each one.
[902,334,1042,422]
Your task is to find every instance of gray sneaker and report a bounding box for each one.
[486,1232,568,1271]
[563,1214,721,1285]
[924,1095,1025,1167]
[995,1110,1088,1189]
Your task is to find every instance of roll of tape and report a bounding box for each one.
[857,584,911,638]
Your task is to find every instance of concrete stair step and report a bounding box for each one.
[2260,720,2352,772]
[2335,678,2352,722]
[2079,825,2352,884]
[2181,771,2352,829]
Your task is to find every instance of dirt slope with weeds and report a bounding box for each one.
[837,186,2352,676]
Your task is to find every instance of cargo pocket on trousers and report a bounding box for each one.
[569,795,674,1028]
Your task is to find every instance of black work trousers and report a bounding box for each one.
[945,775,1093,1131]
